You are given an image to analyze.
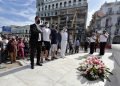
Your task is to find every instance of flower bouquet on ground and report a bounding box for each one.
[77,55,113,82]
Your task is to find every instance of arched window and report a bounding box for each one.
[69,1,71,6]
[64,2,67,7]
[73,0,76,5]
[48,5,51,9]
[52,4,54,9]
[56,3,58,8]
[60,2,62,7]
[45,5,47,10]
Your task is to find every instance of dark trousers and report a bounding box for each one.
[84,42,89,52]
[90,42,95,54]
[100,42,106,55]
[30,42,42,67]
[75,46,79,53]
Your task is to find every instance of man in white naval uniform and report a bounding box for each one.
[88,32,96,54]
[60,27,68,58]
[99,30,109,56]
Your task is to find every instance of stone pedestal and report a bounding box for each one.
[112,44,120,86]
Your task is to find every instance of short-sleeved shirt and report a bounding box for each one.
[42,27,51,42]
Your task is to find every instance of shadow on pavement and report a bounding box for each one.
[0,65,30,77]
[104,54,120,86]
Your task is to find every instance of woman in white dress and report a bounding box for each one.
[60,27,68,58]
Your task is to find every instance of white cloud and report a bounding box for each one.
[0,0,36,26]
[0,17,33,26]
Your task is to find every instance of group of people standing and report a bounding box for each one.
[0,35,29,64]
[88,30,109,56]
[29,16,68,69]
[29,16,110,69]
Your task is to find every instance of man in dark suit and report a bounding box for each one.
[29,16,42,69]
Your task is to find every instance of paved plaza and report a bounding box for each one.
[0,49,120,86]
[0,51,119,86]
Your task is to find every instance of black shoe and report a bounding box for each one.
[54,57,58,59]
[36,63,42,66]
[31,65,34,69]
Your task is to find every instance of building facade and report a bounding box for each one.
[0,25,30,38]
[36,0,88,41]
[89,1,120,43]
[10,25,30,37]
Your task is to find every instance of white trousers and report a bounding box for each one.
[61,41,67,57]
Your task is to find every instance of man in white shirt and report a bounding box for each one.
[42,22,51,61]
[60,26,68,58]
[99,30,109,55]
[2,36,8,63]
[88,32,96,54]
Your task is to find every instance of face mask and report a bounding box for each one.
[36,20,40,24]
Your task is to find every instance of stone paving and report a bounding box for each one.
[0,51,119,86]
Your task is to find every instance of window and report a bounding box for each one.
[105,17,112,27]
[45,5,47,10]
[45,13,46,16]
[56,3,58,8]
[106,19,109,27]
[73,0,76,5]
[108,8,112,14]
[48,13,50,16]
[117,17,120,25]
[52,4,54,9]
[74,0,76,2]
[42,7,44,11]
[38,4,40,6]
[60,2,62,7]
[64,2,67,7]
[69,1,71,6]
[55,12,57,15]
[41,2,44,5]
[48,5,50,9]
[39,8,40,11]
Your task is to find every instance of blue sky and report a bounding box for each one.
[0,0,120,27]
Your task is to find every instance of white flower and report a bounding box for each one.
[90,71,94,75]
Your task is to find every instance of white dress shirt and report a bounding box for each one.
[89,36,96,42]
[36,24,42,41]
